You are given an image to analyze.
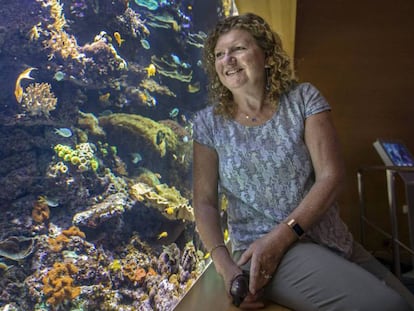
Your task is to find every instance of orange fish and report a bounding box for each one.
[113,32,125,46]
[15,67,37,103]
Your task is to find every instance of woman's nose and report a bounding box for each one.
[223,54,235,64]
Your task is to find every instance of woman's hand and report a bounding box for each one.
[237,225,292,295]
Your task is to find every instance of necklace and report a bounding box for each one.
[244,114,259,122]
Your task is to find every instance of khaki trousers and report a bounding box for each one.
[234,241,414,311]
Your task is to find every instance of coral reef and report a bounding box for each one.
[0,0,228,309]
[99,113,178,158]
[72,192,128,228]
[20,83,57,117]
[32,196,51,223]
[130,182,194,222]
[42,262,81,307]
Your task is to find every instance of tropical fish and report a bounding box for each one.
[140,39,150,49]
[164,207,174,215]
[53,71,65,81]
[54,127,73,138]
[171,53,181,65]
[145,63,156,77]
[14,67,37,103]
[187,81,200,93]
[113,32,125,46]
[99,92,111,102]
[169,107,179,118]
[157,231,168,239]
[130,152,142,164]
[156,130,166,145]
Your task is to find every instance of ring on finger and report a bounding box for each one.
[260,270,272,279]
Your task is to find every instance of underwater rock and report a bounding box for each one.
[130,182,194,222]
[73,192,128,228]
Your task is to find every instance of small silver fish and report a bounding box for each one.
[54,128,72,138]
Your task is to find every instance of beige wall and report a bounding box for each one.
[235,0,297,61]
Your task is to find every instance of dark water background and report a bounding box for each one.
[0,0,235,310]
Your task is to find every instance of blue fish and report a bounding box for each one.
[169,108,179,118]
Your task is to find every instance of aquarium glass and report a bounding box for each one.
[0,0,237,310]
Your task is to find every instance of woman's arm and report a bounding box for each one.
[192,141,241,285]
[288,109,346,231]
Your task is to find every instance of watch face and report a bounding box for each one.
[292,223,305,237]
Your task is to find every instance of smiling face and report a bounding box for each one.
[214,28,266,93]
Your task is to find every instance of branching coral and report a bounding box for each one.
[42,262,81,307]
[37,0,84,60]
[20,82,57,117]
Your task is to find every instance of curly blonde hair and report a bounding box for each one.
[202,13,297,118]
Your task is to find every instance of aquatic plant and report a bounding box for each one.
[20,82,57,117]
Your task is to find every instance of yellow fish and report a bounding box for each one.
[99,92,110,102]
[164,207,174,215]
[223,229,229,241]
[145,64,156,78]
[157,231,168,239]
[113,32,125,46]
[15,67,37,103]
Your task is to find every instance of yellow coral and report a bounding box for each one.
[53,143,98,172]
[129,182,194,221]
[20,82,57,117]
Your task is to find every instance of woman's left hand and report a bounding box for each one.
[237,226,289,295]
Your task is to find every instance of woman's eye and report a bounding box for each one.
[215,52,224,59]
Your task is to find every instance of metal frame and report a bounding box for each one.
[358,165,414,278]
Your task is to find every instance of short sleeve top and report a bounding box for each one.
[192,83,353,257]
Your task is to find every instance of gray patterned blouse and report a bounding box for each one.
[193,83,353,257]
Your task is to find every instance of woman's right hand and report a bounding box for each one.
[216,256,265,309]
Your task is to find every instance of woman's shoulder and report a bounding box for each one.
[287,82,320,97]
[192,105,216,124]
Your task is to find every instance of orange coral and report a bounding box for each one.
[42,262,81,307]
[48,226,86,252]
[123,264,147,284]
[62,226,86,239]
[48,234,70,252]
[32,196,50,223]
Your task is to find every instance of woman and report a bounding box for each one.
[192,13,414,310]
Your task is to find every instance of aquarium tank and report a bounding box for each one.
[0,0,237,310]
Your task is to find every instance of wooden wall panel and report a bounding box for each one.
[295,0,414,254]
